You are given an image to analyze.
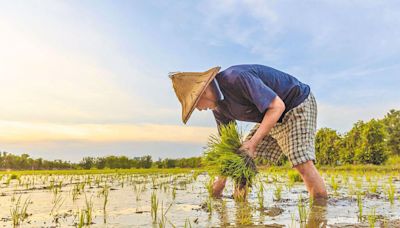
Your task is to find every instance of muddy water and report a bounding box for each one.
[0,171,399,227]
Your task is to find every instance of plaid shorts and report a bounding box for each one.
[245,92,317,167]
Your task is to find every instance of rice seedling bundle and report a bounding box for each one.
[202,122,258,188]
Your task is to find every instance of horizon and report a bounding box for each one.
[1,1,399,162]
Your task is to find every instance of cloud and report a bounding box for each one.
[0,120,216,144]
[197,0,400,67]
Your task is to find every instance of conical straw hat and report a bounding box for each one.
[169,66,221,124]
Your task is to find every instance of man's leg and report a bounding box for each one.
[212,176,248,199]
[212,176,227,198]
[294,160,327,198]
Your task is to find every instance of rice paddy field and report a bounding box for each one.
[0,167,399,227]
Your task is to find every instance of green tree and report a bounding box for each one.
[315,128,342,165]
[339,121,364,164]
[382,109,400,155]
[80,157,95,169]
[354,119,389,165]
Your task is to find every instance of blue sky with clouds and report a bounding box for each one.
[0,0,399,161]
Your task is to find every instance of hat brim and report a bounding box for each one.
[182,67,220,124]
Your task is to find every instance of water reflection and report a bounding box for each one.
[213,196,328,227]
[235,201,253,226]
[215,198,229,227]
[306,198,328,228]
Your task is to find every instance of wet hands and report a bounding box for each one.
[239,139,257,159]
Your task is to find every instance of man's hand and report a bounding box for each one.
[242,96,285,159]
[240,139,257,159]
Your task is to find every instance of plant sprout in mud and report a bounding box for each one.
[0,168,400,227]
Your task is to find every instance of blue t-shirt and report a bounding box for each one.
[212,64,310,128]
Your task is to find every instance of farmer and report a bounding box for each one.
[169,64,327,199]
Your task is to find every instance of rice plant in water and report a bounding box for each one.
[357,192,363,221]
[50,194,64,216]
[84,194,94,225]
[172,187,176,200]
[256,180,265,209]
[297,194,308,223]
[385,182,395,205]
[273,184,282,201]
[184,218,192,228]
[77,209,84,228]
[151,191,159,223]
[205,175,215,197]
[367,207,377,228]
[10,195,31,227]
[329,175,339,195]
[236,203,252,225]
[288,170,302,183]
[99,184,110,223]
[203,122,257,196]
[158,201,174,228]
[205,196,213,215]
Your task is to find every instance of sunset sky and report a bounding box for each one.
[1,1,399,161]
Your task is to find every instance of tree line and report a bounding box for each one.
[0,152,74,170]
[315,109,400,165]
[1,109,398,170]
[0,152,203,170]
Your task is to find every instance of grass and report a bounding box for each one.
[0,167,200,176]
[50,194,64,216]
[368,181,378,194]
[184,218,192,228]
[10,195,31,227]
[256,180,265,209]
[100,184,110,223]
[297,194,308,223]
[206,196,213,214]
[357,192,363,221]
[2,165,400,227]
[287,170,302,183]
[77,209,84,228]
[151,191,159,223]
[329,175,339,195]
[233,184,249,202]
[84,194,94,225]
[157,201,174,228]
[385,181,395,205]
[172,187,176,200]
[205,175,215,197]
[273,183,282,201]
[236,203,252,225]
[203,122,258,192]
[367,207,377,228]
[71,183,81,202]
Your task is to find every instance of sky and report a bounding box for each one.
[0,0,399,162]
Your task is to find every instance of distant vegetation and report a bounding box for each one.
[315,109,399,165]
[0,153,203,170]
[0,109,398,170]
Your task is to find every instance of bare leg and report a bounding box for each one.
[212,176,227,198]
[294,160,328,198]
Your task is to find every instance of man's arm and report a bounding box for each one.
[240,95,285,158]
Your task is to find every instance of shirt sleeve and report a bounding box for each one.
[238,71,277,113]
[212,110,236,135]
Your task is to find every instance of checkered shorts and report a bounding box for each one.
[245,92,317,167]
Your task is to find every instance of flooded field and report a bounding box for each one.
[0,168,399,227]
